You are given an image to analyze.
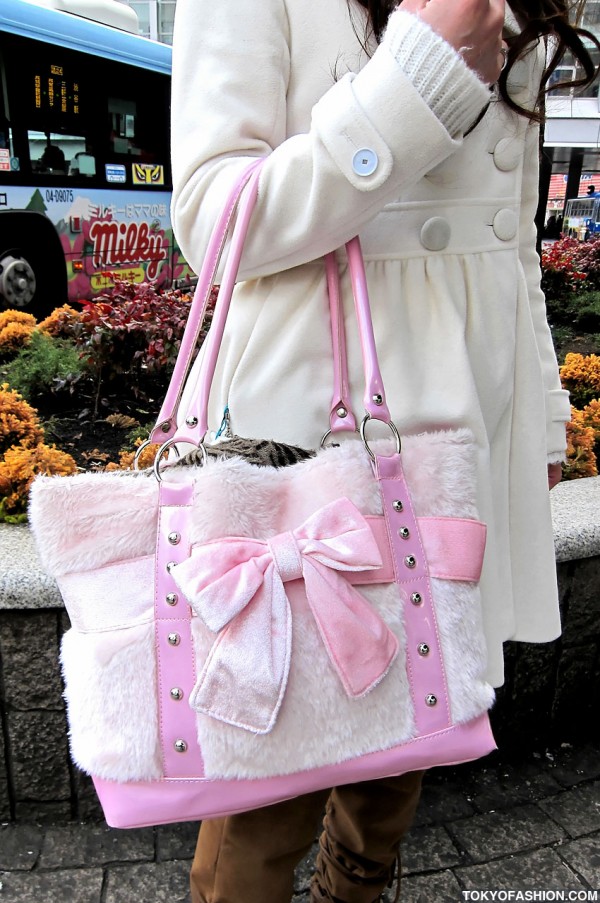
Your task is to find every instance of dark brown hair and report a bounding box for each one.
[353,0,599,119]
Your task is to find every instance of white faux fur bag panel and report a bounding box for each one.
[30,429,478,578]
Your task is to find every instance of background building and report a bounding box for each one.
[542,1,600,222]
[124,0,176,43]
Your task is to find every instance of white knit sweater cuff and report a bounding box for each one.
[383,11,492,137]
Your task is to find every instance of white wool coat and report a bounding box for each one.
[170,0,569,687]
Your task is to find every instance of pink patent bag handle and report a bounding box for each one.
[150,158,395,453]
[149,158,263,444]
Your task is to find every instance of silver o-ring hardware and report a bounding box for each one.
[166,592,178,606]
[167,633,181,646]
[168,531,181,545]
[392,500,403,512]
[404,556,417,569]
[418,643,430,656]
[360,414,401,460]
[320,427,359,449]
[411,592,423,605]
[399,527,410,540]
[425,694,438,706]
[174,739,188,753]
[133,438,153,470]
[153,437,191,481]
[170,688,183,701]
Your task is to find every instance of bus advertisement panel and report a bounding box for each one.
[0,0,193,318]
[4,184,183,298]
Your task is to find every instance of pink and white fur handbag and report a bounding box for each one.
[29,161,496,829]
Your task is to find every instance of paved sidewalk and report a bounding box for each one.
[0,741,599,903]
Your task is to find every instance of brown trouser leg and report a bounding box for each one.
[190,772,423,903]
[312,771,424,903]
[190,789,329,903]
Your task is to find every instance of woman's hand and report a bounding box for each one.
[399,0,506,85]
[548,462,562,490]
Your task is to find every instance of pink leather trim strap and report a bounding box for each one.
[155,482,204,778]
[418,517,486,582]
[375,452,452,735]
[350,516,486,586]
[93,713,495,829]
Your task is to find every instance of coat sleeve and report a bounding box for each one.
[518,119,570,461]
[170,0,490,280]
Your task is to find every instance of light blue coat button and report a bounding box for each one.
[352,148,378,177]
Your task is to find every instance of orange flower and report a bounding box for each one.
[105,437,161,471]
[0,384,44,456]
[38,304,81,338]
[0,442,77,517]
[560,353,600,407]
[564,406,598,480]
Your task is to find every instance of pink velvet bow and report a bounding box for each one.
[171,498,399,734]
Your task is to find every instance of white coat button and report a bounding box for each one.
[493,138,520,172]
[420,216,451,251]
[492,209,518,241]
[352,148,378,177]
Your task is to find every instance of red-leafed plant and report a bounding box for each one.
[71,279,215,414]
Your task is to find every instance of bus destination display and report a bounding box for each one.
[34,64,80,116]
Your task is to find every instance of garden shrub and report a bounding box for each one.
[73,281,198,410]
[38,304,81,338]
[4,331,85,403]
[559,353,600,407]
[0,310,37,357]
[568,237,600,291]
[564,407,598,480]
[0,384,44,456]
[541,237,588,304]
[0,442,77,522]
[105,436,161,471]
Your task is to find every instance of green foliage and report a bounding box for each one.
[4,330,85,403]
[0,498,27,524]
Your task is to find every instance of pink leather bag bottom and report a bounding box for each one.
[94,713,494,828]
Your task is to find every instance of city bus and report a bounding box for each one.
[0,0,192,318]
[563,194,600,241]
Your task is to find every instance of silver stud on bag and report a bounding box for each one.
[418,643,430,656]
[411,592,422,605]
[372,394,383,405]
[166,592,178,606]
[425,694,438,706]
[168,531,181,545]
[399,527,410,539]
[166,561,176,573]
[185,416,198,428]
[167,633,181,646]
[160,421,171,433]
[392,499,403,512]
[404,556,417,568]
[174,739,188,753]
[336,406,348,418]
[170,688,183,700]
